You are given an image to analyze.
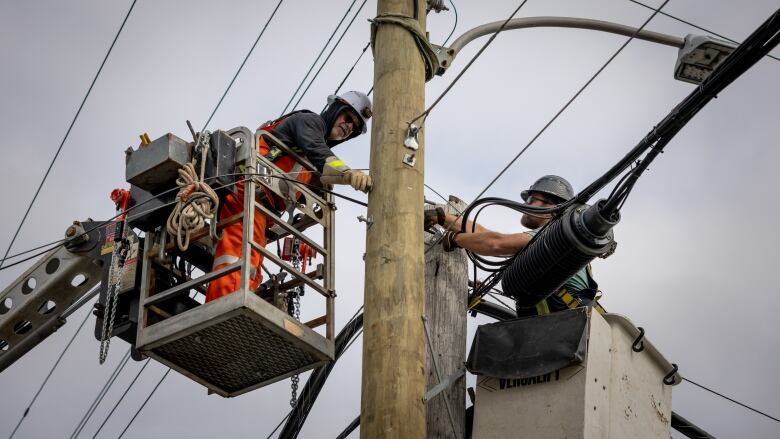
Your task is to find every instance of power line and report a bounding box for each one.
[116,368,171,439]
[626,0,780,62]
[280,0,361,116]
[290,0,369,112]
[410,0,530,126]
[68,349,132,439]
[8,304,94,439]
[439,0,458,48]
[424,0,671,254]
[683,377,780,424]
[332,42,371,98]
[91,359,151,439]
[202,0,286,131]
[0,0,137,270]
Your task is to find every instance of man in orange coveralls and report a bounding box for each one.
[205,91,373,302]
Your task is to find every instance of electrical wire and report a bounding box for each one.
[409,0,530,126]
[439,0,458,49]
[682,377,780,424]
[626,0,780,62]
[0,171,369,271]
[116,368,171,439]
[280,0,361,116]
[68,348,132,439]
[91,359,151,439]
[8,304,95,439]
[202,0,286,132]
[290,0,369,112]
[331,42,371,99]
[0,0,137,271]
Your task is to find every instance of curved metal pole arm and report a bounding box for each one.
[438,16,684,73]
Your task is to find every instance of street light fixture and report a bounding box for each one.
[434,16,737,85]
[674,34,736,84]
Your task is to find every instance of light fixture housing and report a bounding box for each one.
[674,34,737,84]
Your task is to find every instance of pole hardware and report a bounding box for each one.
[631,326,645,352]
[403,153,417,167]
[663,363,679,385]
[404,124,420,150]
[357,215,374,229]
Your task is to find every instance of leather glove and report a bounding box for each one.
[442,230,461,252]
[423,207,446,231]
[320,156,373,193]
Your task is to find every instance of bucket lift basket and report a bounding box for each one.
[135,127,335,397]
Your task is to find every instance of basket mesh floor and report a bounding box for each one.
[153,314,319,393]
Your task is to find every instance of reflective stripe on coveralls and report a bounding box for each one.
[205,119,314,302]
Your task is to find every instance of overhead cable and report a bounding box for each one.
[116,368,171,439]
[68,349,132,439]
[683,377,780,424]
[280,0,361,116]
[91,359,151,439]
[626,0,780,62]
[0,0,137,270]
[331,42,372,99]
[8,306,94,439]
[291,0,369,112]
[203,0,286,131]
[409,0,530,126]
[439,0,458,48]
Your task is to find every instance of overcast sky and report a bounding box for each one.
[1,0,779,438]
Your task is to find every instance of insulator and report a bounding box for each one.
[502,200,619,309]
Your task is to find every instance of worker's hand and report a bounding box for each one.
[424,207,446,231]
[320,157,372,193]
[442,230,461,252]
[348,170,372,193]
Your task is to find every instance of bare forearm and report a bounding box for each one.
[443,213,488,233]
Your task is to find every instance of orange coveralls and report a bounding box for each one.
[205,123,313,302]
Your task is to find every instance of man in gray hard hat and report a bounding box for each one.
[425,175,601,316]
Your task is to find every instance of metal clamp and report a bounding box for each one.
[404,124,419,150]
[663,363,679,385]
[631,327,645,352]
[403,153,416,167]
[357,215,374,230]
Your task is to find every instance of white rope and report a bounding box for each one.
[166,142,219,251]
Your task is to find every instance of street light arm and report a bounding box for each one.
[439,16,684,72]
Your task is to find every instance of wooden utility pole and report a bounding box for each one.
[361,0,427,437]
[424,196,468,438]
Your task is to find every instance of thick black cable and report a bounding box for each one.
[116,368,171,439]
[68,349,132,439]
[683,378,780,424]
[424,1,671,255]
[626,0,780,62]
[410,0,530,126]
[202,0,285,132]
[0,0,137,270]
[8,305,94,439]
[280,0,360,116]
[91,359,151,439]
[334,416,360,439]
[291,0,368,112]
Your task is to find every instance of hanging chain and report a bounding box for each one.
[289,238,302,407]
[99,236,127,364]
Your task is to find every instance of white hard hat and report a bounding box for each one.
[328,91,372,134]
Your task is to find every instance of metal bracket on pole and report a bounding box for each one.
[424,366,466,403]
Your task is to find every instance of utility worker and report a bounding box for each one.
[425,175,601,316]
[206,91,373,302]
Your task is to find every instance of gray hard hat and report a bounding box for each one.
[521,175,574,203]
[327,91,372,134]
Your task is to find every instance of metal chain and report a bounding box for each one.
[99,239,127,364]
[289,238,302,407]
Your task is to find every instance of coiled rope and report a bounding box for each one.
[166,137,219,251]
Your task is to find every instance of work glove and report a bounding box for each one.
[442,231,461,252]
[424,207,446,231]
[320,156,373,193]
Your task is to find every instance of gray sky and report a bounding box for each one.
[1,0,779,438]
